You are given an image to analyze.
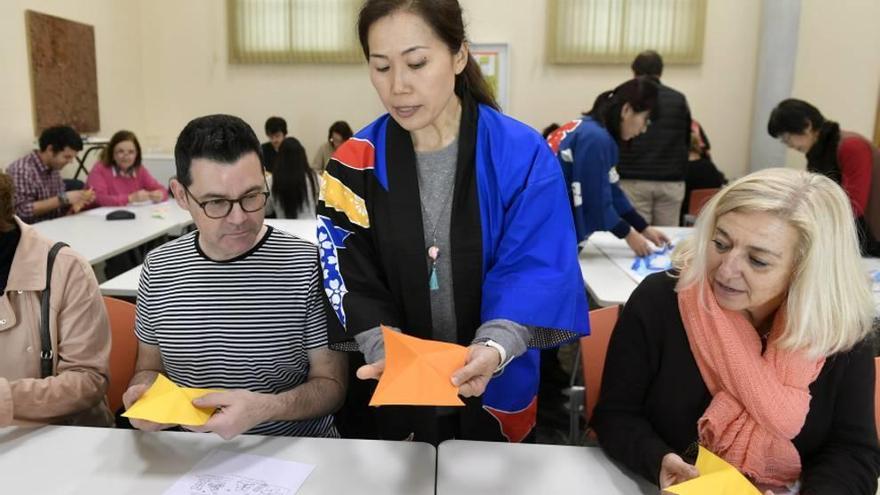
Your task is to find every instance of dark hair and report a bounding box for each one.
[174,114,263,187]
[328,121,354,142]
[0,173,16,233]
[100,130,143,171]
[264,116,288,136]
[541,123,560,139]
[271,139,317,218]
[631,50,663,77]
[767,99,827,138]
[587,77,659,142]
[357,0,499,110]
[38,126,83,153]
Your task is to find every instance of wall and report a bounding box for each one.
[463,0,762,179]
[4,1,876,181]
[784,0,880,168]
[0,0,145,177]
[135,0,383,161]
[135,0,763,179]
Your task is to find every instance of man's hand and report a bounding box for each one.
[121,381,176,432]
[188,390,271,440]
[67,189,95,212]
[451,344,502,398]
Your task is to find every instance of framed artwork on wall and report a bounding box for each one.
[26,10,100,134]
[470,43,510,112]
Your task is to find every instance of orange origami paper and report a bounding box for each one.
[122,374,221,426]
[666,446,762,495]
[369,325,468,407]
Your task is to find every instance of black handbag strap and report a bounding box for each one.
[40,242,68,379]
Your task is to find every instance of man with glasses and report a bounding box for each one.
[122,114,346,439]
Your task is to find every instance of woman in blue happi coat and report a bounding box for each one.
[316,0,589,444]
[548,78,671,256]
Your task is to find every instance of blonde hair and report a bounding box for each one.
[672,167,875,358]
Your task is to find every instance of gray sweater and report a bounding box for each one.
[355,138,529,365]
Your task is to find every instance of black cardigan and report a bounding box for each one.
[591,272,880,494]
[617,83,692,182]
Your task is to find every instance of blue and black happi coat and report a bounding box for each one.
[316,96,589,443]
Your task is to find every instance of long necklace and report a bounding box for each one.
[420,177,456,291]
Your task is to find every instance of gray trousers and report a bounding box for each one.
[619,179,686,226]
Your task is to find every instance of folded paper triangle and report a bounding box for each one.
[369,325,468,406]
[666,446,762,495]
[122,374,221,426]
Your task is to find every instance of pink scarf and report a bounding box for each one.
[677,280,825,486]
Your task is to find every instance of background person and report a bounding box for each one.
[768,98,880,256]
[311,121,353,174]
[616,50,692,226]
[548,78,670,256]
[86,130,167,206]
[6,125,94,223]
[271,138,319,219]
[0,172,113,427]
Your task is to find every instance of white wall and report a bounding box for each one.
[133,0,763,179]
[135,0,383,162]
[3,0,877,182]
[784,0,880,168]
[0,0,145,177]
[463,0,762,179]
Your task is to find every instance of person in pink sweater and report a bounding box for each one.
[86,130,168,206]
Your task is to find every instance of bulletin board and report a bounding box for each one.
[26,10,100,135]
[470,43,509,112]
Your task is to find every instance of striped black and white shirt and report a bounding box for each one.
[135,226,335,437]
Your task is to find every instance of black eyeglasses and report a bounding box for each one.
[182,185,270,219]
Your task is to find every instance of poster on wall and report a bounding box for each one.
[26,10,100,134]
[470,43,509,112]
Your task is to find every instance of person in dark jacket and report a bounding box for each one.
[768,98,880,256]
[592,168,880,494]
[617,50,692,226]
[261,116,306,174]
[681,120,726,222]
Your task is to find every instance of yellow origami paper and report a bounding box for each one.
[122,374,221,426]
[666,446,762,495]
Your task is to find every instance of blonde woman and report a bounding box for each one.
[592,168,880,494]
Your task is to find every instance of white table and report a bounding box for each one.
[580,227,693,306]
[0,425,436,495]
[578,241,638,306]
[863,257,880,313]
[266,218,317,244]
[436,440,655,494]
[100,219,317,297]
[32,201,193,265]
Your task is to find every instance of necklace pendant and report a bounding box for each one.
[429,265,440,291]
[427,245,440,291]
